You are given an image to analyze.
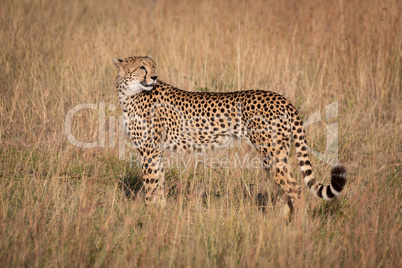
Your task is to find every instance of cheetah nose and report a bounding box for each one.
[151,76,158,81]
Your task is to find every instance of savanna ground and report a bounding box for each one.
[0,0,401,266]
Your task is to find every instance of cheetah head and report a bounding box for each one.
[113,56,158,96]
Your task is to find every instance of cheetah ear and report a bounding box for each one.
[113,58,123,67]
[147,55,153,60]
[113,58,126,76]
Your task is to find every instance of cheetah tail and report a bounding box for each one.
[295,130,347,200]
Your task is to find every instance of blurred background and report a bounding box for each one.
[0,0,400,266]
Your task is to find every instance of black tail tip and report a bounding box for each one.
[331,165,347,192]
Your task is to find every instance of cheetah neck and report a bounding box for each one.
[117,90,131,107]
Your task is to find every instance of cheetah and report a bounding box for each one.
[113,56,347,213]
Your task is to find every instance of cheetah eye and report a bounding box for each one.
[153,65,156,68]
[139,66,146,70]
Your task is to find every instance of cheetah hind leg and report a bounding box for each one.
[257,148,301,220]
[271,158,302,220]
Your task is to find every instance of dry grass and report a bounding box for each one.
[0,0,401,266]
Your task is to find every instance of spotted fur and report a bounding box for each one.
[114,56,347,212]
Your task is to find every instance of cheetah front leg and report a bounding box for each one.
[140,150,166,207]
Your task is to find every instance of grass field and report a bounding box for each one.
[0,0,401,266]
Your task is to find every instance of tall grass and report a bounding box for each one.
[0,0,400,266]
